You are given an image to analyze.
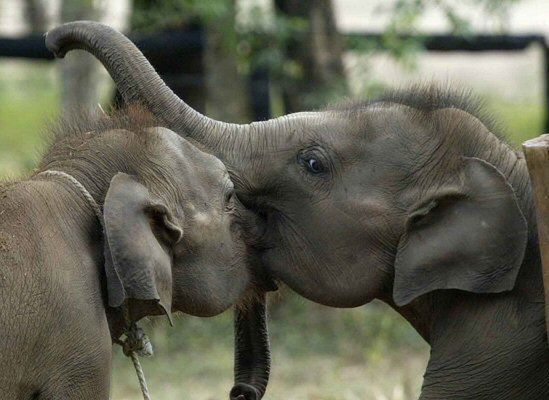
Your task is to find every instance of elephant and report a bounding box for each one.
[46,21,549,399]
[0,106,270,399]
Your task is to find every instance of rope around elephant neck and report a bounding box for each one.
[36,170,153,400]
[38,170,103,223]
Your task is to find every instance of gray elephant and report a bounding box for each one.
[47,22,549,399]
[0,107,270,399]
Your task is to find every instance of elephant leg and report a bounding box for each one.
[230,293,270,400]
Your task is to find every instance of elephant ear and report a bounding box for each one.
[103,173,183,323]
[393,157,528,306]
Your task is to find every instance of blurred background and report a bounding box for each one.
[0,0,548,398]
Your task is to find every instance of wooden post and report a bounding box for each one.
[523,134,549,340]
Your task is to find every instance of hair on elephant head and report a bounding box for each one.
[47,22,548,399]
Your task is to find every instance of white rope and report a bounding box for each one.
[37,170,103,224]
[36,169,153,400]
[130,350,152,400]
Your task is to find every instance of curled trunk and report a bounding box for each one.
[45,20,255,154]
[231,294,270,399]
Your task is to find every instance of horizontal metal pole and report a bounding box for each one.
[0,29,203,60]
[1,31,546,60]
[345,33,546,52]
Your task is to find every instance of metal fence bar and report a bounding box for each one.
[0,31,547,126]
[0,30,203,60]
[345,33,546,52]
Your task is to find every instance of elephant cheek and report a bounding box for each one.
[263,245,389,308]
[171,261,250,317]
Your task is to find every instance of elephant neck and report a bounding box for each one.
[35,139,134,339]
[38,131,139,207]
[414,253,549,399]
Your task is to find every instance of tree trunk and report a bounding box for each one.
[59,0,104,112]
[121,0,206,114]
[274,0,347,113]
[204,0,251,123]
[24,0,48,33]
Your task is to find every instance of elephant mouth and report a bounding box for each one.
[232,191,280,292]
[257,265,279,292]
[250,245,278,292]
[247,206,279,292]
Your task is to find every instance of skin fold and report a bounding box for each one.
[46,21,549,399]
[0,107,265,399]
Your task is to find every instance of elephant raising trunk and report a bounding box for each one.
[46,21,271,400]
[45,21,257,152]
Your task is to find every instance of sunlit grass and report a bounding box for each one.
[483,96,545,147]
[0,61,59,177]
[111,297,428,400]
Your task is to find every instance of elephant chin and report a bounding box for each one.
[262,248,382,308]
[255,263,279,293]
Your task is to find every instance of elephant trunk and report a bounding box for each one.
[230,293,270,400]
[45,21,259,162]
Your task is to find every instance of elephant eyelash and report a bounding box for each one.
[297,147,334,177]
[221,179,237,212]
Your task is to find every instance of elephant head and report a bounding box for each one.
[46,22,531,398]
[41,107,272,399]
[42,123,260,321]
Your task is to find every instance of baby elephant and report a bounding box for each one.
[0,108,263,399]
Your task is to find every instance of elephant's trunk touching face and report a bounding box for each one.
[47,21,549,399]
[45,22,364,306]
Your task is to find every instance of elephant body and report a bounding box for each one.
[46,22,549,399]
[0,107,266,399]
[0,177,111,398]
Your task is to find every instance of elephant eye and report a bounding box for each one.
[224,188,236,211]
[297,150,328,175]
[306,158,321,173]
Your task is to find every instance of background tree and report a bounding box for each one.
[204,0,251,122]
[24,0,48,33]
[58,0,106,112]
[131,0,251,122]
[274,0,348,113]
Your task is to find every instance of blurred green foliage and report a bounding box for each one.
[130,0,526,109]
[0,59,541,177]
[0,61,59,177]
[347,0,522,72]
[130,0,309,82]
[111,293,429,399]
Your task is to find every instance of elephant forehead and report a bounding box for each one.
[147,126,229,182]
[308,106,418,163]
[147,127,227,169]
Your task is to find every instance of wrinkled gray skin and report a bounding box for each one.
[0,110,263,399]
[47,22,549,399]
